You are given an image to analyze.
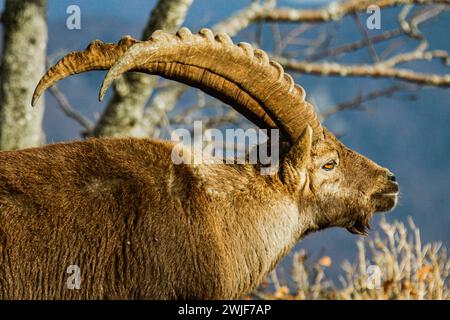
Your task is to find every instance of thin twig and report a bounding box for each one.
[48,85,95,135]
[271,23,283,56]
[308,28,403,61]
[321,85,408,119]
[254,0,450,23]
[352,13,379,63]
[378,48,449,68]
[212,0,276,35]
[275,55,450,87]
[278,24,314,54]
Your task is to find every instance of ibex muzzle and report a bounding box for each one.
[0,28,398,299]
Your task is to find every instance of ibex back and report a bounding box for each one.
[0,28,399,299]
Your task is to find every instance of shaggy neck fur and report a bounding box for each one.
[192,161,316,297]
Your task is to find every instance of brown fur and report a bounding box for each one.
[0,126,398,299]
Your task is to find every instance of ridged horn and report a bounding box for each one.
[31,36,139,106]
[100,27,322,143]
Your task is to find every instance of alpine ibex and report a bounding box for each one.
[0,28,399,299]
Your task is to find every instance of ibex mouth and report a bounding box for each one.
[372,192,399,213]
[371,179,399,213]
[374,181,399,196]
[348,189,399,236]
[347,215,371,236]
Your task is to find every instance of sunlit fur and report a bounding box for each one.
[0,125,398,299]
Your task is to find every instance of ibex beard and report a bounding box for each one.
[0,28,399,299]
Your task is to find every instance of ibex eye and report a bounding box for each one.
[322,160,336,171]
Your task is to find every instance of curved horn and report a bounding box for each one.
[31,36,139,106]
[32,33,276,133]
[100,27,322,143]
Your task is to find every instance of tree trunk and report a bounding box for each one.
[93,0,193,138]
[0,0,47,151]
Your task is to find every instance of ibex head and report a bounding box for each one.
[33,27,399,236]
[281,126,398,235]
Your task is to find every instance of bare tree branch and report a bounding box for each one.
[307,4,446,61]
[307,28,404,61]
[212,0,276,34]
[275,55,450,87]
[254,0,450,23]
[352,13,379,63]
[321,85,408,120]
[278,24,315,55]
[48,85,94,135]
[379,47,449,67]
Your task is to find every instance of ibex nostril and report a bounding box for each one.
[387,173,397,182]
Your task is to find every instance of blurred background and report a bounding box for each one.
[0,0,448,285]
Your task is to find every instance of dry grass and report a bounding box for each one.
[251,217,449,300]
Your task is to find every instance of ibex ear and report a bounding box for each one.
[279,126,313,185]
